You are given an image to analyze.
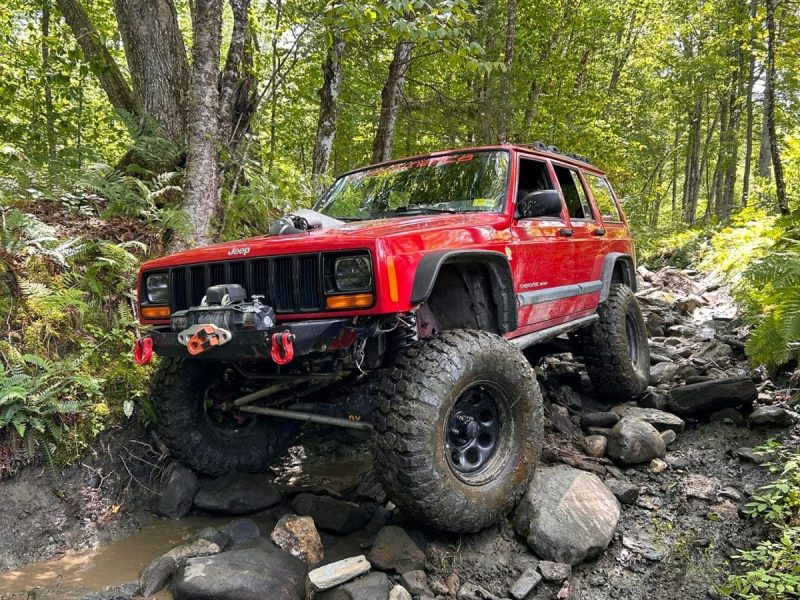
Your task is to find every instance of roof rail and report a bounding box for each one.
[515,140,593,165]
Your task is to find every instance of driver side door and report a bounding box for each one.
[510,156,577,331]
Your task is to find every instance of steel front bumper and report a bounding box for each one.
[148,318,353,360]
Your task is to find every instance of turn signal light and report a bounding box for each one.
[326,293,374,310]
[141,306,171,319]
[386,256,399,303]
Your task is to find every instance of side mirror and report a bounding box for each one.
[516,189,563,219]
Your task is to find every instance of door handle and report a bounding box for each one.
[558,228,574,237]
[592,228,606,236]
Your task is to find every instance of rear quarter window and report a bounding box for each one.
[585,174,622,222]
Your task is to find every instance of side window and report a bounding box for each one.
[552,165,594,220]
[584,174,622,222]
[516,158,554,201]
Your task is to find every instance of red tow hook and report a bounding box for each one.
[271,331,295,365]
[133,337,154,365]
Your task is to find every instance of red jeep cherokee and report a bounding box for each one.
[136,143,650,532]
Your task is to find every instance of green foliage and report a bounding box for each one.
[0,353,98,464]
[722,529,800,600]
[0,207,151,472]
[220,160,318,241]
[80,165,189,235]
[722,443,800,599]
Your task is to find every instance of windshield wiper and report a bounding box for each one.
[394,204,458,214]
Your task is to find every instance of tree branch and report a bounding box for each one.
[55,0,137,118]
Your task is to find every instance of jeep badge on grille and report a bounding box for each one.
[228,246,251,256]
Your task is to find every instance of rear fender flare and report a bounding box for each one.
[600,253,637,303]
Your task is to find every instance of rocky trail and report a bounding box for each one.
[0,266,797,600]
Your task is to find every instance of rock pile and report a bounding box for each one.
[127,265,795,600]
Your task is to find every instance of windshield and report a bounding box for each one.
[316,150,510,220]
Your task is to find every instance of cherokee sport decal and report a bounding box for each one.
[228,246,251,256]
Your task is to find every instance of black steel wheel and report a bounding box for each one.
[445,382,511,484]
[373,329,544,533]
[154,358,300,476]
[579,283,650,400]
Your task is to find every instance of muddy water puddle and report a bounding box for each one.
[0,515,261,598]
[0,435,374,598]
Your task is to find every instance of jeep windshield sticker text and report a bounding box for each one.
[228,246,251,256]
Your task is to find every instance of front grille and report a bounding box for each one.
[167,254,322,313]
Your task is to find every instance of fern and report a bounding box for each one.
[0,351,102,467]
[740,234,800,371]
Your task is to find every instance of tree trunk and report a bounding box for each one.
[719,50,745,220]
[765,0,787,215]
[699,100,719,217]
[523,23,564,135]
[112,0,189,142]
[574,49,590,94]
[497,0,516,143]
[671,121,679,221]
[182,0,223,246]
[41,0,57,160]
[741,0,757,206]
[372,40,413,163]
[682,96,703,224]
[757,104,771,179]
[219,0,255,147]
[267,0,283,176]
[55,0,137,116]
[711,95,728,218]
[312,34,345,175]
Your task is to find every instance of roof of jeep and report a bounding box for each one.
[337,144,608,179]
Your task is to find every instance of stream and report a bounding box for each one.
[0,436,374,599]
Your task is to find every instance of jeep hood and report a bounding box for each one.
[141,212,508,271]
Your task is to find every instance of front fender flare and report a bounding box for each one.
[410,250,518,333]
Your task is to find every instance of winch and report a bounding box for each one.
[170,284,276,354]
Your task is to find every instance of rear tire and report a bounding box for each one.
[579,283,650,401]
[154,358,300,476]
[373,330,543,533]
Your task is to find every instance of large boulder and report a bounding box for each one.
[606,418,666,465]
[290,493,370,534]
[611,405,685,432]
[270,514,324,564]
[218,518,260,546]
[515,465,620,565]
[174,542,306,600]
[193,473,282,515]
[157,463,198,520]
[649,362,679,385]
[139,538,221,596]
[367,526,426,573]
[692,341,734,360]
[580,412,619,429]
[748,406,794,427]
[316,572,392,600]
[667,377,757,417]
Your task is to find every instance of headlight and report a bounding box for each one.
[146,273,169,304]
[334,256,372,291]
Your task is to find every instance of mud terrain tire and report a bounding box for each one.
[154,358,300,476]
[579,283,650,401]
[373,330,543,533]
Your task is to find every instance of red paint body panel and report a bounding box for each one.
[137,144,635,341]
